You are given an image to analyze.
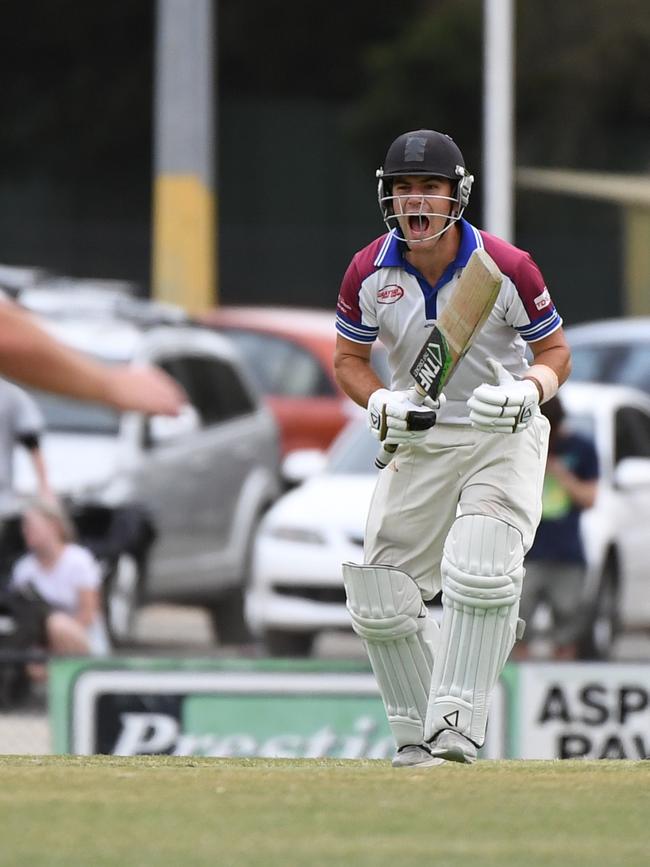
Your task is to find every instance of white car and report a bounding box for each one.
[246,381,650,659]
[246,420,375,656]
[11,302,281,646]
[566,317,650,395]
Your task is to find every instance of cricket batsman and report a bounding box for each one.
[333,129,571,767]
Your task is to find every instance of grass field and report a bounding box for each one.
[0,756,649,866]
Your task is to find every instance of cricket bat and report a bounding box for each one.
[376,247,503,469]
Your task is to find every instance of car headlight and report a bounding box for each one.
[265,526,327,545]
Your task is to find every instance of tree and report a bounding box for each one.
[347,0,650,173]
[517,0,650,170]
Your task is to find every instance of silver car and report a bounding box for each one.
[13,306,281,646]
[567,317,650,395]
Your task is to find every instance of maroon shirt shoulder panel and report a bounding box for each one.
[336,235,387,322]
[480,230,553,321]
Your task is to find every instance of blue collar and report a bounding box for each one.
[374,219,482,318]
[375,218,480,280]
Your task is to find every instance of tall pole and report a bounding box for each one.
[483,0,514,242]
[152,0,217,312]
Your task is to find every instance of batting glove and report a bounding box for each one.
[467,358,539,433]
[367,387,444,446]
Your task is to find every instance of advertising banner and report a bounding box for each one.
[515,662,650,759]
[49,657,506,759]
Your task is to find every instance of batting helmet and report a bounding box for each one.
[379,129,467,181]
[376,129,474,235]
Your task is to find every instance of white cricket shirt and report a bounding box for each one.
[336,219,563,424]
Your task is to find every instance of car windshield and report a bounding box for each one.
[570,343,650,395]
[219,327,390,399]
[27,388,121,435]
[218,329,335,398]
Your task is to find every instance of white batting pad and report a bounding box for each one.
[343,562,439,749]
[424,514,524,747]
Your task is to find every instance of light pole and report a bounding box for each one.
[152,0,217,312]
[483,0,515,242]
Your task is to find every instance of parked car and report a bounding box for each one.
[566,317,650,395]
[12,309,282,646]
[246,381,650,660]
[245,418,373,656]
[200,306,388,456]
[562,381,650,657]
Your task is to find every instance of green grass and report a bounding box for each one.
[0,756,649,866]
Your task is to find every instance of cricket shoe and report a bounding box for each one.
[428,729,478,764]
[391,744,445,768]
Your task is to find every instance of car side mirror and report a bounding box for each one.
[614,457,650,490]
[281,449,327,487]
[148,403,201,445]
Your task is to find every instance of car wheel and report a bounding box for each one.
[264,630,315,658]
[210,508,273,646]
[103,553,142,646]
[577,560,620,660]
[209,587,252,645]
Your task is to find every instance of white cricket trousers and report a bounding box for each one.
[364,416,550,600]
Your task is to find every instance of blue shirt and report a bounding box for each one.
[527,432,599,564]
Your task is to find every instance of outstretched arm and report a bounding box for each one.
[0,300,185,415]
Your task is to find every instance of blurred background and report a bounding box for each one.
[2,0,650,760]
[2,0,650,318]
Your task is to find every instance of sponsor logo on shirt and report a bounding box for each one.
[377,284,404,304]
[534,288,551,310]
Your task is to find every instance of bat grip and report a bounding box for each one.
[374,386,428,470]
[407,386,428,405]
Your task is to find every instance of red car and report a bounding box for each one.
[201,306,380,456]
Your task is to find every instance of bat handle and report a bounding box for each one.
[375,443,397,469]
[407,386,428,406]
[374,386,428,470]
